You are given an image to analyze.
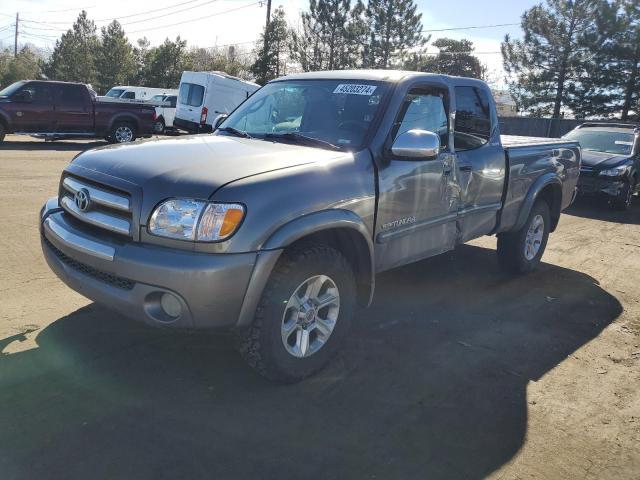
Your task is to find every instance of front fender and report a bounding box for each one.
[236,209,375,327]
[513,173,562,232]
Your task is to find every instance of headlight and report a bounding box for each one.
[599,165,629,177]
[148,199,245,242]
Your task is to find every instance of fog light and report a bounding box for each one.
[160,293,182,318]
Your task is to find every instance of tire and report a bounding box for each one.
[109,122,136,144]
[0,123,5,143]
[609,178,636,211]
[497,200,550,274]
[153,118,165,135]
[237,243,356,383]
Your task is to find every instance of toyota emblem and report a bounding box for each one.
[74,189,91,211]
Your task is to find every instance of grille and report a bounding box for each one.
[60,176,133,237]
[45,237,135,290]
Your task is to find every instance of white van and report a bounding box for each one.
[173,71,260,133]
[103,86,178,102]
[152,94,178,134]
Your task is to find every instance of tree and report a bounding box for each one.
[0,46,42,86]
[405,38,484,78]
[133,37,151,85]
[45,10,99,85]
[290,0,362,71]
[190,45,253,79]
[96,21,135,93]
[143,36,192,87]
[251,7,288,84]
[502,0,602,118]
[363,0,426,69]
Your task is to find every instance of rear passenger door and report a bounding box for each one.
[54,84,93,133]
[454,85,505,242]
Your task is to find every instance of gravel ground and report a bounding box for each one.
[1,135,639,479]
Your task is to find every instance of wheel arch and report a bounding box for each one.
[108,114,139,133]
[236,210,375,327]
[514,174,563,233]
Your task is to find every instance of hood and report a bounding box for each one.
[581,150,632,169]
[69,134,345,200]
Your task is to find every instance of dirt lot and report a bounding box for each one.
[1,135,639,479]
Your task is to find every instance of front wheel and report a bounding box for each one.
[497,200,550,274]
[610,178,636,211]
[153,118,165,134]
[109,122,136,144]
[237,243,356,383]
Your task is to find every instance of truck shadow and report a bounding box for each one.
[0,244,621,480]
[0,140,109,152]
[565,195,640,225]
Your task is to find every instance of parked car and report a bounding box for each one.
[102,86,178,102]
[173,71,259,133]
[39,70,580,382]
[151,94,177,134]
[0,80,156,143]
[563,122,639,210]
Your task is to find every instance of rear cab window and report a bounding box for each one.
[179,83,205,107]
[454,86,492,151]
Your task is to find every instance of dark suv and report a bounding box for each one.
[564,123,639,210]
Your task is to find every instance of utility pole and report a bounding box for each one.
[14,12,19,57]
[262,0,271,53]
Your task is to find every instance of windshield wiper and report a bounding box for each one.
[218,127,253,139]
[263,132,341,151]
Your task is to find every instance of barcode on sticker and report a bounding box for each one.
[333,84,377,95]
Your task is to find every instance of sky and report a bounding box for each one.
[0,0,540,82]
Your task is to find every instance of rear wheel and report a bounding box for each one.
[237,243,356,383]
[497,200,550,274]
[610,178,636,211]
[109,122,136,144]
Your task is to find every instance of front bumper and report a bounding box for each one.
[577,174,627,198]
[40,205,258,329]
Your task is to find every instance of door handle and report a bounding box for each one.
[459,165,473,172]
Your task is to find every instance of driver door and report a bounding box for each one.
[375,86,458,272]
[10,82,54,133]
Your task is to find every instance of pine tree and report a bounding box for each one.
[143,37,192,88]
[364,0,425,69]
[290,0,361,71]
[45,10,99,85]
[96,21,135,94]
[406,38,484,78]
[0,46,42,86]
[132,37,151,85]
[251,7,288,84]
[502,0,601,118]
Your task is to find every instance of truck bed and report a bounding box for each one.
[501,135,573,148]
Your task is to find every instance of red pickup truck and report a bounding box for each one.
[0,80,156,143]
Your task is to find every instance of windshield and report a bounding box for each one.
[0,81,26,97]
[151,94,167,102]
[564,129,634,155]
[105,88,125,98]
[219,80,389,150]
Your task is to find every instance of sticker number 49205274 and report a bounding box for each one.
[333,84,377,95]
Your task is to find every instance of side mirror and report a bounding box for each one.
[391,129,440,159]
[214,114,228,130]
[14,90,33,103]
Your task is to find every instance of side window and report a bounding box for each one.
[394,89,449,149]
[168,96,177,108]
[178,84,204,107]
[20,83,52,104]
[57,84,87,107]
[122,91,135,99]
[454,86,492,151]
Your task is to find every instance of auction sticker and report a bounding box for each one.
[333,84,377,95]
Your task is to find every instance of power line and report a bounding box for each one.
[421,22,519,33]
[121,0,220,26]
[126,1,262,34]
[21,4,96,14]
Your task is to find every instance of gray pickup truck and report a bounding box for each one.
[40,71,580,382]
